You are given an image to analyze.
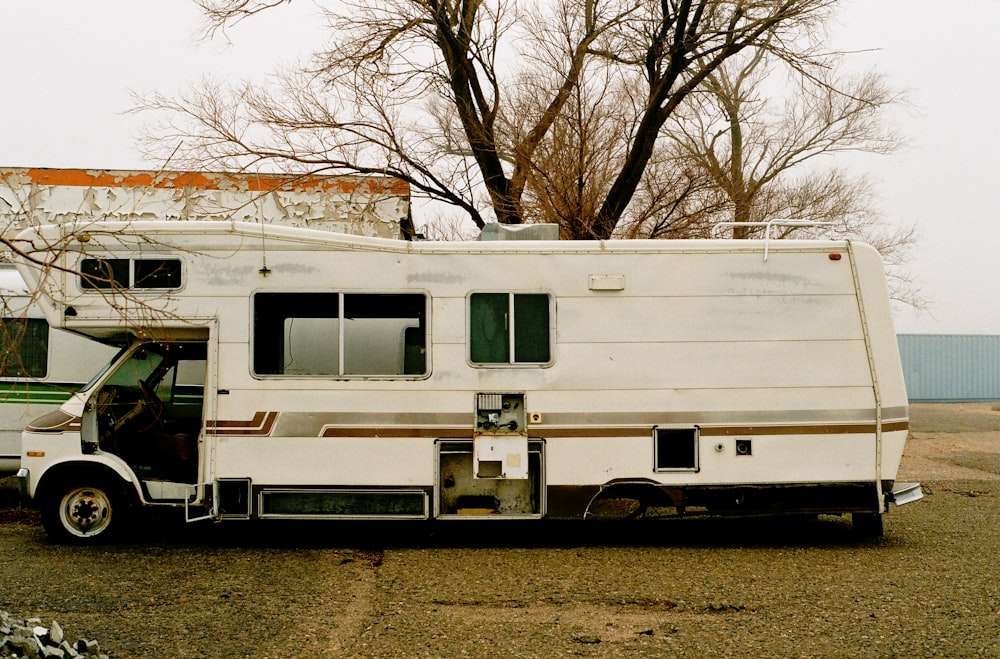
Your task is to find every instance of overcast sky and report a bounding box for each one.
[1,0,997,335]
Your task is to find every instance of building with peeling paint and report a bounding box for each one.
[0,167,411,241]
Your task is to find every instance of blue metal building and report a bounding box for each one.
[896,334,1000,402]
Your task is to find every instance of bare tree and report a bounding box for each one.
[137,0,837,238]
[637,44,921,304]
[499,62,731,239]
[666,47,904,234]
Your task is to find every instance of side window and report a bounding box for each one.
[0,317,49,378]
[253,292,339,376]
[154,347,206,415]
[343,294,427,375]
[470,293,551,365]
[134,259,182,289]
[253,292,427,377]
[80,258,182,290]
[81,258,129,289]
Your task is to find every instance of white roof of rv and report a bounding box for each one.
[14,220,867,255]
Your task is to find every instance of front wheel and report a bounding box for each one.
[41,479,129,544]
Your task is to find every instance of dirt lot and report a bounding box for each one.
[1,403,998,658]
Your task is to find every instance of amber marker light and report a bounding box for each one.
[26,451,45,457]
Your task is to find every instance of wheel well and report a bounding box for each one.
[584,482,675,519]
[35,462,138,506]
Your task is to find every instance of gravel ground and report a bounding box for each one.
[1,403,998,658]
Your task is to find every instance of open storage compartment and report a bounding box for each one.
[436,439,545,518]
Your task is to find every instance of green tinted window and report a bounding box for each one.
[470,293,550,365]
[514,294,550,362]
[469,293,509,363]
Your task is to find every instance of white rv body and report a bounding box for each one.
[13,221,919,542]
[0,265,116,474]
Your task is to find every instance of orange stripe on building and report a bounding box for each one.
[1,167,409,196]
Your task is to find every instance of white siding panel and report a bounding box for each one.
[558,294,862,343]
[554,340,873,390]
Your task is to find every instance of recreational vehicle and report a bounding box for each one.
[13,220,921,543]
[0,265,115,475]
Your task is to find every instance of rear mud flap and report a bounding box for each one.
[891,482,923,506]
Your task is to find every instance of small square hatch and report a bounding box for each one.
[654,427,699,472]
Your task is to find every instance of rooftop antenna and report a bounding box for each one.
[256,182,271,276]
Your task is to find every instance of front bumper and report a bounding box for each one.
[15,467,30,504]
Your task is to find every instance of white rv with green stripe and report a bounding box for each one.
[1,265,116,474]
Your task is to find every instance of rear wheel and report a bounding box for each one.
[41,478,129,544]
[851,512,884,537]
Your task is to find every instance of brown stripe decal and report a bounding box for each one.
[26,409,81,433]
[208,411,279,436]
[321,426,469,438]
[698,421,909,436]
[535,421,907,438]
[206,413,907,439]
[531,427,651,438]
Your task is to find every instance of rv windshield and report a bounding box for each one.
[102,346,165,387]
[77,345,132,394]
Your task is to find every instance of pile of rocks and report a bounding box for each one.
[0,610,108,658]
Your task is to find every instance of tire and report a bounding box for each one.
[851,512,884,537]
[41,477,130,545]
